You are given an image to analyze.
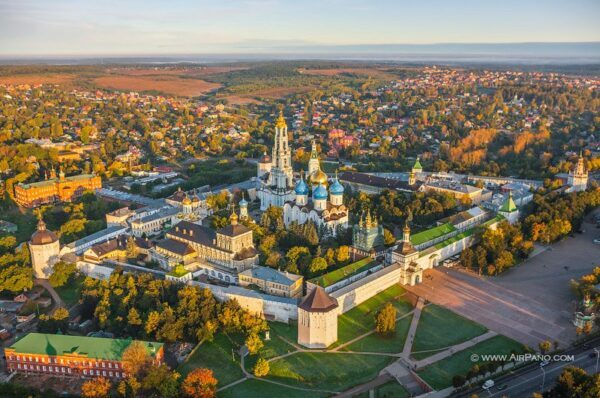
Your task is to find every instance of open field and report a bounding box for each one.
[93,75,220,96]
[411,304,488,360]
[220,378,329,398]
[417,335,526,390]
[376,381,410,398]
[0,74,77,86]
[267,352,394,391]
[177,333,244,386]
[298,67,398,79]
[334,284,413,347]
[343,314,413,353]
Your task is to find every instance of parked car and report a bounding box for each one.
[593,238,600,244]
[540,360,550,367]
[483,379,495,389]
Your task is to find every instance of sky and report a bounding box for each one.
[1,0,599,56]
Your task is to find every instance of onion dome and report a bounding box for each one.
[275,111,287,129]
[310,168,328,186]
[30,218,58,245]
[239,197,248,207]
[295,177,309,195]
[313,183,328,200]
[182,195,192,205]
[259,152,272,164]
[329,175,344,195]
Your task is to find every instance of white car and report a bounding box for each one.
[483,379,495,389]
[593,238,600,244]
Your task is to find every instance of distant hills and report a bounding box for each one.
[1,42,599,65]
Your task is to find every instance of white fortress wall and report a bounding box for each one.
[331,263,402,315]
[190,280,298,323]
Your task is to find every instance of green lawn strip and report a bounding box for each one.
[343,314,413,353]
[411,304,487,358]
[417,335,526,390]
[245,321,299,371]
[331,284,412,348]
[409,223,455,246]
[267,352,394,391]
[220,378,329,398]
[53,275,85,307]
[177,333,244,387]
[309,257,376,288]
[376,380,410,398]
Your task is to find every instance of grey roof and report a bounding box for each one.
[240,267,302,286]
[68,225,128,249]
[132,206,179,225]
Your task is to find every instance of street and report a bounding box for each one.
[454,339,600,398]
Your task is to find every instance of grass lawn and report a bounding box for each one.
[309,257,376,288]
[343,314,413,353]
[417,335,526,390]
[178,333,244,387]
[54,275,85,307]
[333,284,413,347]
[245,321,298,371]
[220,378,329,398]
[409,223,455,245]
[411,305,487,360]
[267,352,394,391]
[377,381,409,398]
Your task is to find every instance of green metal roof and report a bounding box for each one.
[499,193,518,213]
[413,158,423,170]
[8,333,162,361]
[410,223,456,246]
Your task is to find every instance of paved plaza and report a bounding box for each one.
[404,210,600,349]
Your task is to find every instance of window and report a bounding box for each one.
[109,371,113,377]
[83,369,87,375]
[43,366,46,371]
[23,365,27,370]
[17,364,21,369]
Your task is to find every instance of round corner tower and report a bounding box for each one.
[29,218,60,279]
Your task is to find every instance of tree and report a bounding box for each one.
[253,357,270,377]
[452,374,466,388]
[81,377,111,398]
[383,228,396,246]
[245,332,264,355]
[142,364,181,398]
[335,245,350,263]
[122,341,151,379]
[375,303,397,336]
[538,340,552,354]
[308,257,328,275]
[181,368,218,398]
[126,235,137,258]
[49,261,77,288]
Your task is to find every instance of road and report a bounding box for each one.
[453,338,600,398]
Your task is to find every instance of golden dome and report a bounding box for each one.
[310,169,328,186]
[182,195,192,205]
[275,111,287,129]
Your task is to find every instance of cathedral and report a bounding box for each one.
[257,113,349,236]
[352,210,385,254]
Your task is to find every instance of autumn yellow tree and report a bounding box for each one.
[181,368,218,398]
[81,377,111,398]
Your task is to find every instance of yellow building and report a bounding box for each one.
[239,267,303,298]
[15,170,102,208]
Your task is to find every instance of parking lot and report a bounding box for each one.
[405,209,600,349]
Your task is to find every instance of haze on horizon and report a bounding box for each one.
[1,0,599,58]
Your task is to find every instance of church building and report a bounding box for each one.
[256,113,295,210]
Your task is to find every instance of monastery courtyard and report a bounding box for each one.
[404,209,600,349]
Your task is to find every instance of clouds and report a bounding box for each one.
[0,0,598,55]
